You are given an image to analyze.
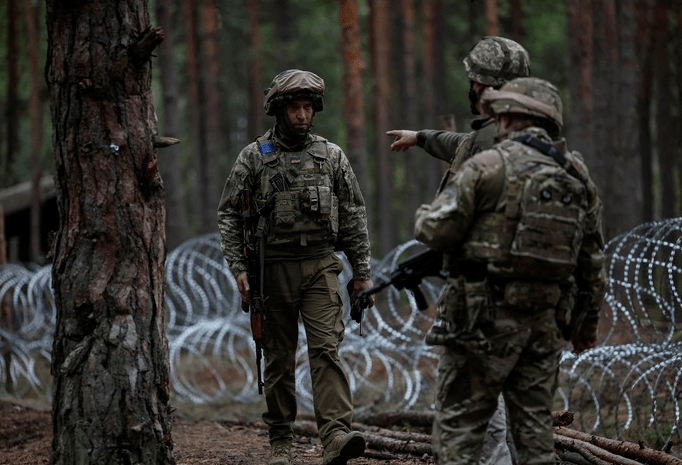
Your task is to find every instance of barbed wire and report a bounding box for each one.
[1,218,681,446]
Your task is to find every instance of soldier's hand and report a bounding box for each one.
[236,272,250,303]
[570,330,596,355]
[354,279,376,308]
[386,130,418,152]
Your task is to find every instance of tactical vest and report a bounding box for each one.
[461,137,588,281]
[256,135,339,247]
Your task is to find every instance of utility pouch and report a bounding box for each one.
[503,280,561,311]
[463,277,492,325]
[272,191,297,226]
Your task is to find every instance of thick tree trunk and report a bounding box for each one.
[156,0,188,250]
[46,1,174,463]
[338,0,372,231]
[369,0,395,255]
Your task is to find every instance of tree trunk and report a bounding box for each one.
[156,0,188,250]
[338,0,372,232]
[4,0,20,187]
[399,0,420,229]
[613,0,642,229]
[369,0,395,255]
[484,0,499,36]
[654,0,675,218]
[510,0,523,42]
[23,0,43,263]
[46,1,174,463]
[248,0,264,140]
[183,0,204,235]
[198,0,222,235]
[274,0,292,71]
[636,0,655,221]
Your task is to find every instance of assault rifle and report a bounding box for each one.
[350,247,447,335]
[241,189,265,394]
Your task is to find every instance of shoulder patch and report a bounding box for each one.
[259,142,276,155]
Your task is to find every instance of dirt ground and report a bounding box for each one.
[0,397,433,465]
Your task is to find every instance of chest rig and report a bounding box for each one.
[256,135,339,247]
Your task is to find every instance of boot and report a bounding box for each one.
[267,440,292,465]
[322,431,365,465]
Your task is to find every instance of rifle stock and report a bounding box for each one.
[241,189,265,394]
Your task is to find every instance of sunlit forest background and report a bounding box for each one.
[1,0,680,263]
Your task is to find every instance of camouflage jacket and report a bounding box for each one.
[217,127,372,281]
[414,127,606,323]
[417,116,498,170]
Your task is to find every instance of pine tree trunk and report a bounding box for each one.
[248,0,264,140]
[156,0,188,250]
[23,0,43,263]
[369,0,395,254]
[46,1,174,463]
[339,0,373,231]
[4,0,19,186]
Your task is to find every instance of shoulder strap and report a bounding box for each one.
[512,134,587,185]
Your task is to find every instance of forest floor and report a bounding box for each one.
[0,396,434,465]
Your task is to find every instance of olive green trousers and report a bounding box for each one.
[260,253,353,447]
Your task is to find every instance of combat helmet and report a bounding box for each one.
[263,69,325,116]
[479,77,563,134]
[463,36,531,88]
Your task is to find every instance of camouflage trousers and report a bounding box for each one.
[260,253,353,448]
[431,304,564,465]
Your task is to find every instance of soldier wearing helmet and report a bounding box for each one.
[218,69,374,465]
[387,36,531,173]
[414,77,606,465]
[387,37,531,465]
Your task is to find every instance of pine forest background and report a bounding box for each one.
[1,0,680,261]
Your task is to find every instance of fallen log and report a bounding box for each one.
[554,435,644,465]
[361,431,432,457]
[555,427,682,465]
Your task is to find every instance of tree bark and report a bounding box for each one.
[398,0,420,228]
[4,0,20,187]
[22,0,43,263]
[636,0,655,222]
[156,0,188,250]
[46,1,174,463]
[654,0,675,218]
[369,0,395,255]
[198,0,222,235]
[248,0,264,140]
[484,0,500,36]
[338,0,372,231]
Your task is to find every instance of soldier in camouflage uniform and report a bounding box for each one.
[217,69,375,465]
[414,77,606,465]
[387,36,531,174]
[390,36,531,465]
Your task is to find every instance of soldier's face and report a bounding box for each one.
[286,99,314,132]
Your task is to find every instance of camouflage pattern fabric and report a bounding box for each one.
[415,126,606,465]
[217,127,371,281]
[463,36,531,87]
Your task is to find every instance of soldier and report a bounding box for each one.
[414,77,606,465]
[217,69,375,465]
[390,36,531,465]
[386,36,531,174]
